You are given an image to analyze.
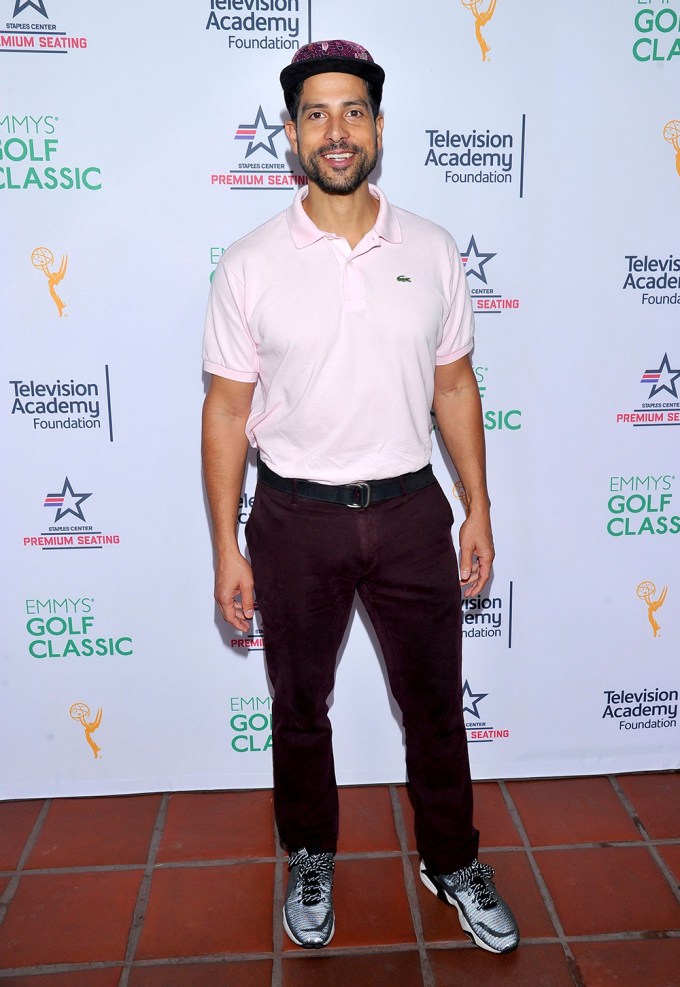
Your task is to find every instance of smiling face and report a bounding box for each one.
[284,72,384,196]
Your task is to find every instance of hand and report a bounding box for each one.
[214,552,255,631]
[458,513,494,598]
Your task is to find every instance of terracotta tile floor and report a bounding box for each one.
[1,774,678,987]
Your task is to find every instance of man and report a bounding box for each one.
[202,39,519,954]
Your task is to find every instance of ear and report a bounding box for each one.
[284,118,299,155]
[375,113,384,151]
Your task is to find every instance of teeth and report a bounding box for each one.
[325,153,352,160]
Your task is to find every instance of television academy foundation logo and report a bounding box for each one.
[606,473,679,537]
[602,687,677,732]
[204,0,308,51]
[25,595,133,659]
[462,235,520,315]
[460,0,497,62]
[463,680,510,744]
[22,476,121,550]
[636,580,668,637]
[462,581,514,646]
[229,695,272,753]
[70,701,102,758]
[211,104,306,190]
[424,116,526,196]
[0,114,101,191]
[8,366,114,439]
[31,246,67,316]
[1,0,87,54]
[615,353,680,427]
[632,3,680,62]
[622,252,680,305]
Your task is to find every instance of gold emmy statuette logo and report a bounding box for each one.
[70,701,102,758]
[461,0,497,62]
[663,120,680,177]
[636,580,668,638]
[31,246,68,317]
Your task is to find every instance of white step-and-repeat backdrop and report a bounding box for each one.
[2,0,678,799]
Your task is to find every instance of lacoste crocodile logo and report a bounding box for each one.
[396,275,412,282]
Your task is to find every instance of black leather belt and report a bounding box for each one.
[257,457,435,509]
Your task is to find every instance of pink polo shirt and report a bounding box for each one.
[203,184,474,484]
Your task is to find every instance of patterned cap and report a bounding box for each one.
[280,40,384,114]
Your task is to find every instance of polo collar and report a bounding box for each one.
[287,183,403,248]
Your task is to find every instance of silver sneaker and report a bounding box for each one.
[420,858,519,953]
[283,848,335,948]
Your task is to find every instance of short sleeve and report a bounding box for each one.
[435,240,475,365]
[202,258,259,382]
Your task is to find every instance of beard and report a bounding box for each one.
[297,141,378,195]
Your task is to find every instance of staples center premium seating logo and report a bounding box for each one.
[615,353,680,427]
[22,476,121,550]
[1,0,88,54]
[463,680,510,744]
[462,235,520,316]
[211,104,306,190]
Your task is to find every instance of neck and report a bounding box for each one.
[302,181,379,249]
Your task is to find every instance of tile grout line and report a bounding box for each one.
[499,781,587,987]
[117,792,170,987]
[271,816,284,987]
[4,837,673,875]
[0,798,51,929]
[6,837,674,881]
[6,931,680,981]
[608,774,680,907]
[389,784,434,987]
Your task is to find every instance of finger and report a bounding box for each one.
[216,594,250,632]
[241,586,255,619]
[459,553,473,582]
[464,562,490,598]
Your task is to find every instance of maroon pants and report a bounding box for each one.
[245,478,479,873]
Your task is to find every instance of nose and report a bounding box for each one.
[325,113,349,144]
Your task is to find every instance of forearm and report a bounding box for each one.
[201,391,250,558]
[433,372,490,517]
[433,356,494,595]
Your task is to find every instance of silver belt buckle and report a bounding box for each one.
[346,482,371,508]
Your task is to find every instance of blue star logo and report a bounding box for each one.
[462,680,488,719]
[13,0,48,17]
[642,353,680,399]
[234,106,284,159]
[461,235,496,284]
[45,477,92,523]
